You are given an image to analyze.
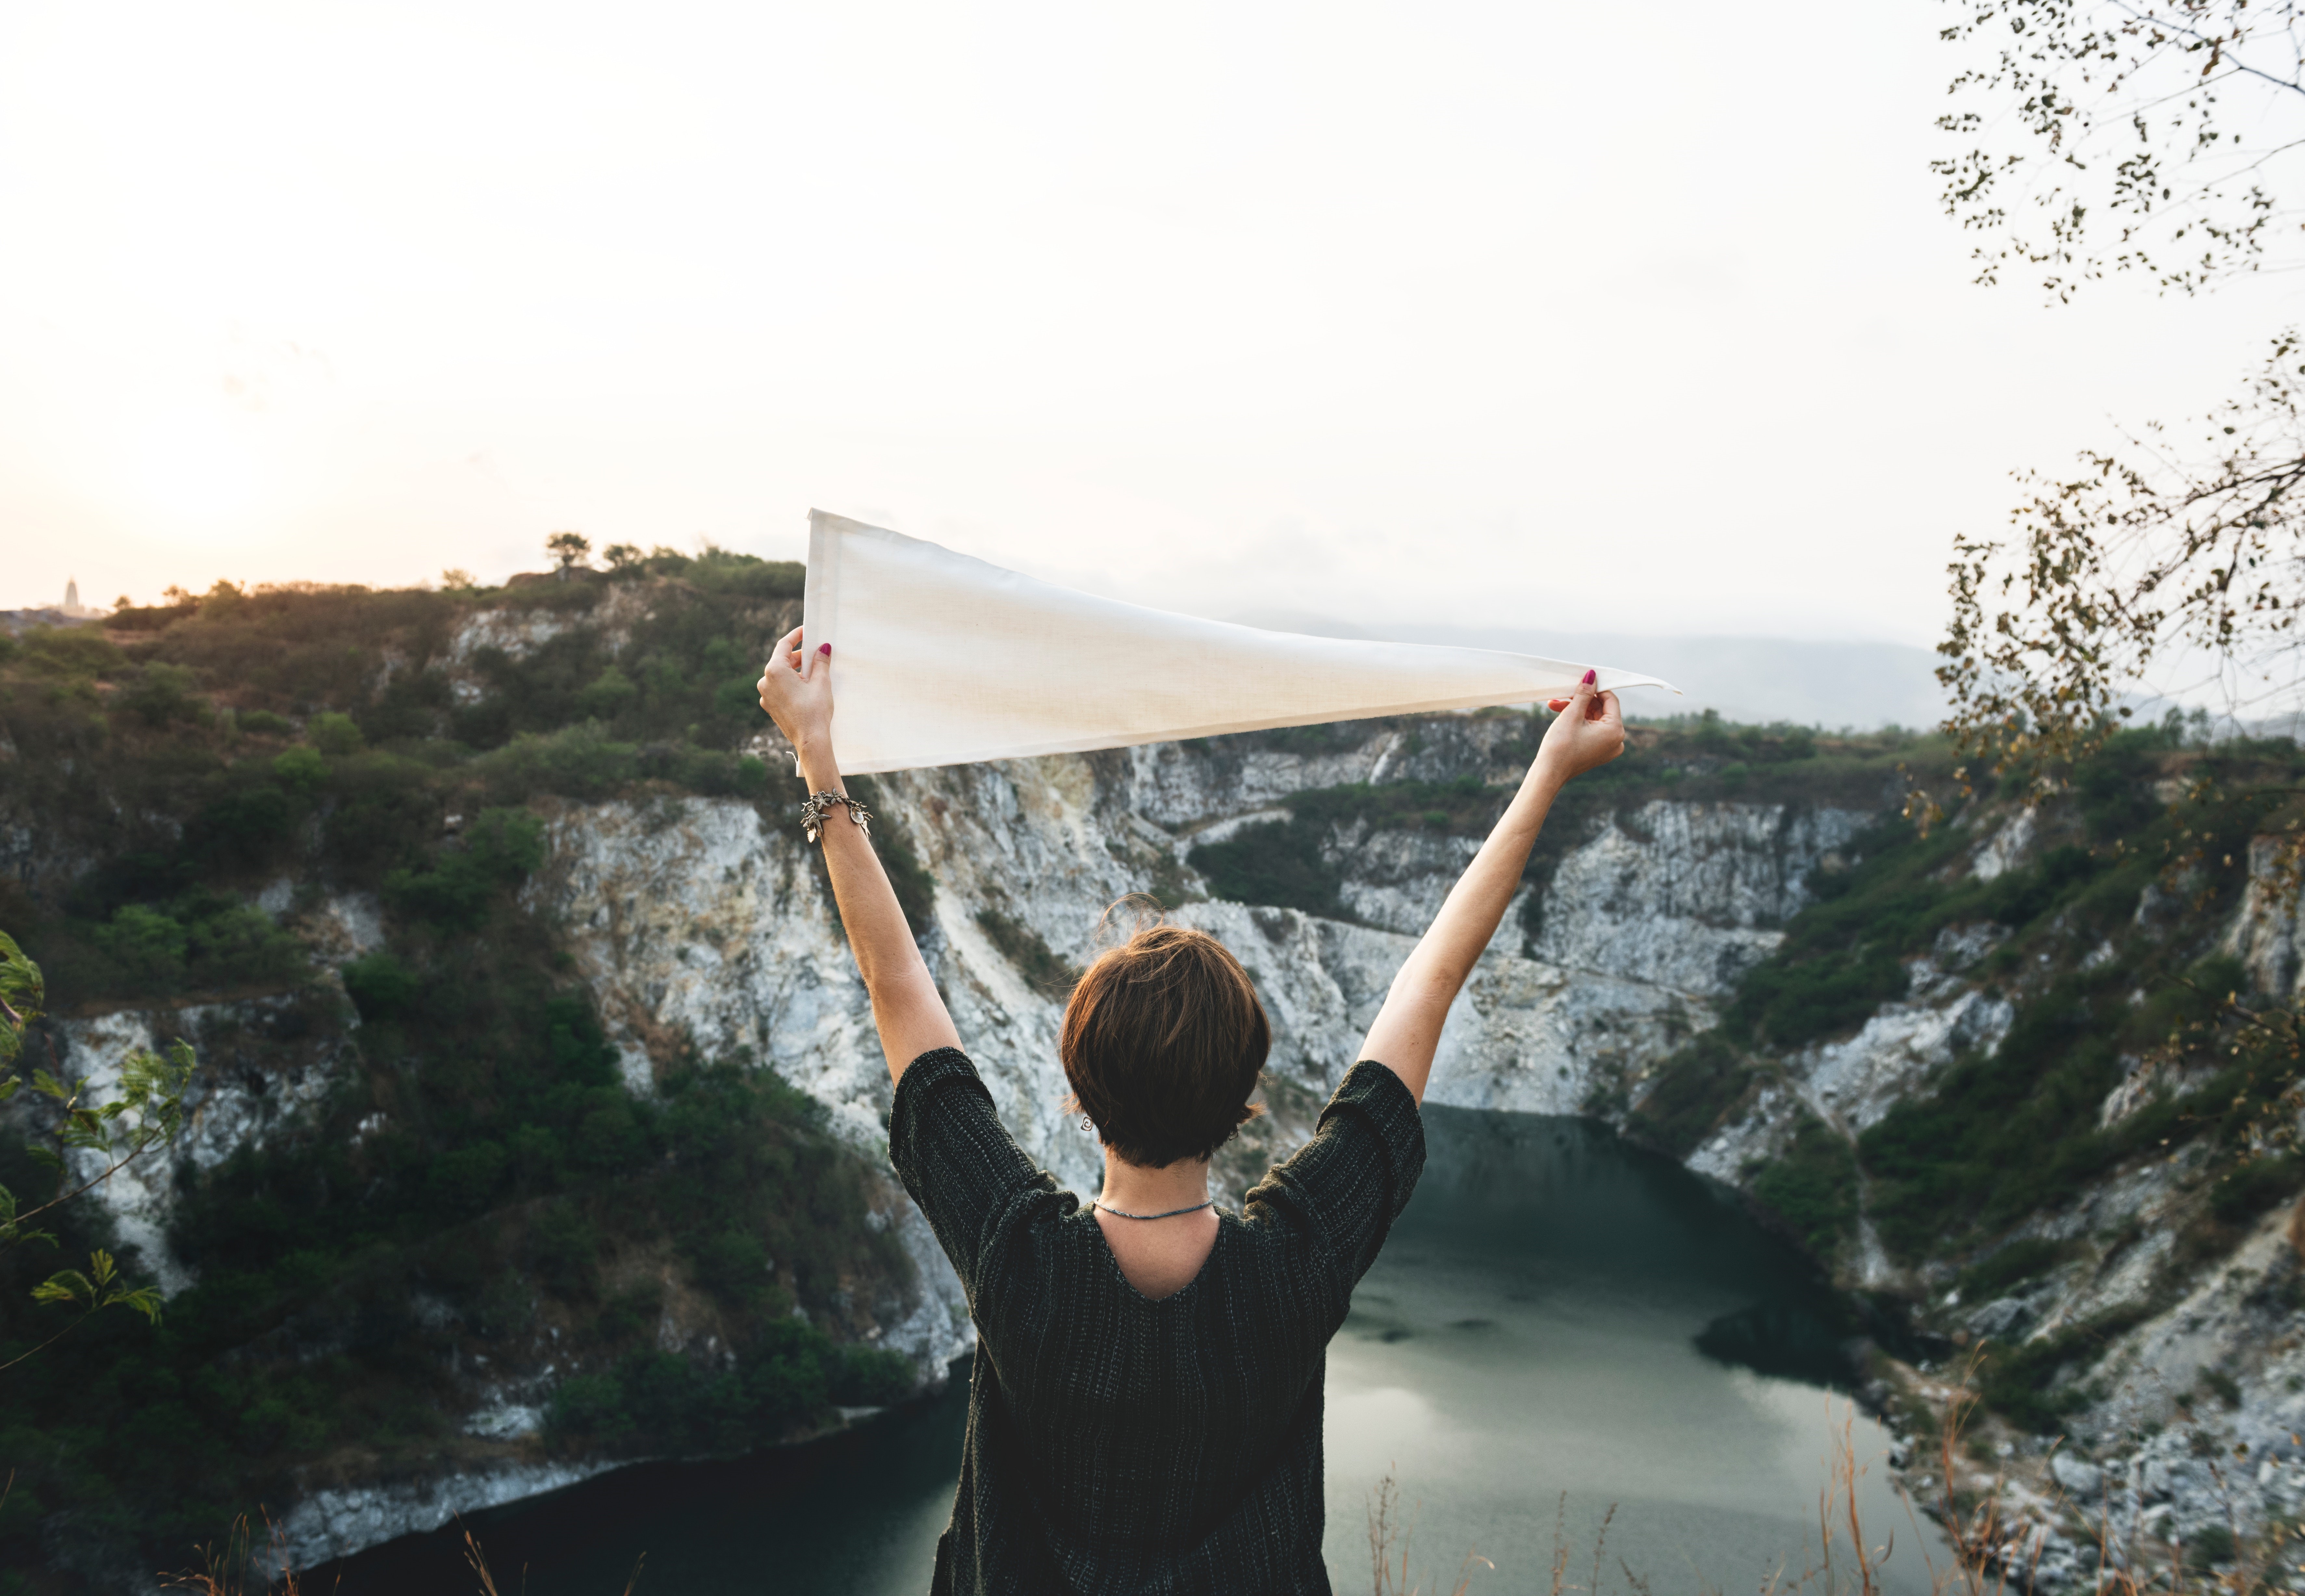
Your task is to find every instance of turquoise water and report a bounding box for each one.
[319,1110,1940,1594]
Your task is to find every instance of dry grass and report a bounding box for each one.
[1361,1379,2295,1596]
[162,1513,331,1595]
[1913,1357,2299,1596]
[1366,1467,1493,1596]
[161,1513,644,1596]
[461,1521,643,1596]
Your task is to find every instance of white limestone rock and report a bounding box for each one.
[1794,984,2014,1133]
[1527,801,1873,997]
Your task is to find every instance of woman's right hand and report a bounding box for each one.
[1535,673,1624,784]
[756,625,836,767]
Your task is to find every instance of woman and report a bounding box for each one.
[756,630,1624,1595]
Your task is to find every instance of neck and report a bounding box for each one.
[1097,1150,1213,1216]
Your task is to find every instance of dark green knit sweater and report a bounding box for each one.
[888,1048,1426,1595]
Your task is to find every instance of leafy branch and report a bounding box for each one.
[1936,0,2305,298]
[0,928,195,1371]
[0,1250,163,1373]
[1917,329,2305,820]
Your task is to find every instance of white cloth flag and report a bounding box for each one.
[801,511,1680,775]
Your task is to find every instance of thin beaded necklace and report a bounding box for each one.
[1092,1198,1214,1221]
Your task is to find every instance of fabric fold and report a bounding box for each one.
[800,510,1680,775]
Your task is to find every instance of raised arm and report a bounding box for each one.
[1358,673,1624,1103]
[756,628,960,1086]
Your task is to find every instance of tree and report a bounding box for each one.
[601,542,642,576]
[1926,1,2305,798]
[1921,4,2305,1185]
[1933,331,2305,799]
[545,531,592,572]
[0,930,192,1370]
[1936,0,2305,301]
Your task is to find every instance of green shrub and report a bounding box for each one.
[426,1141,508,1217]
[596,1285,662,1343]
[686,548,805,599]
[88,896,303,995]
[187,784,293,868]
[1629,1033,1753,1158]
[2187,1524,2237,1574]
[832,1344,916,1406]
[1975,1305,2150,1431]
[20,626,124,678]
[975,908,1079,992]
[548,1371,634,1439]
[469,724,637,802]
[97,904,188,989]
[2208,1155,2303,1223]
[341,950,419,1023]
[1960,1237,2066,1299]
[118,662,207,727]
[1189,818,1343,918]
[184,902,305,988]
[306,711,366,756]
[1731,946,1909,1048]
[576,666,639,720]
[382,807,545,929]
[531,1201,599,1299]
[1751,1113,1860,1256]
[546,1312,850,1456]
[236,708,294,736]
[270,745,328,794]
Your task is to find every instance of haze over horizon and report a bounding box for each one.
[5,1,2290,650]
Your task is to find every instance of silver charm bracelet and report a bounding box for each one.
[800,791,873,844]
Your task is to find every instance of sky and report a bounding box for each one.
[2,0,2297,648]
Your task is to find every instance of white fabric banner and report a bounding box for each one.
[800,511,1680,775]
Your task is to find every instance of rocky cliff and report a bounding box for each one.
[6,576,2302,1589]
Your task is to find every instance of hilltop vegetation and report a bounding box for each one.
[0,562,926,1585]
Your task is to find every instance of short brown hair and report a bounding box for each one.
[1060,922,1269,1168]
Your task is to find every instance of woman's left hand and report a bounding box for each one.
[756,626,834,762]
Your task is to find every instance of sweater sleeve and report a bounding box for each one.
[1243,1060,1426,1288]
[887,1047,1054,1303]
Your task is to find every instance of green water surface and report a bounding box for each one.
[319,1108,1941,1594]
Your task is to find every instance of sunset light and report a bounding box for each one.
[123,409,266,533]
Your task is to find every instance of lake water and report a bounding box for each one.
[320,1109,1942,1595]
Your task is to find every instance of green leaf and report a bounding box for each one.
[0,929,44,1068]
[32,1269,92,1307]
[110,1285,164,1325]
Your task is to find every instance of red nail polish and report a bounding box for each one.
[1582,669,1596,685]
[819,643,832,656]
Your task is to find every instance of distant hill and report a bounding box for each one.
[1225,611,1949,731]
[0,607,96,636]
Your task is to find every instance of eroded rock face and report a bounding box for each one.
[1528,801,1872,996]
[2224,833,2305,998]
[45,989,359,1295]
[44,717,2195,1578]
[277,1458,627,1571]
[532,746,1876,1199]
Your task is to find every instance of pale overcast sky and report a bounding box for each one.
[2,1,2293,645]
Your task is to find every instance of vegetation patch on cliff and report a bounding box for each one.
[0,575,929,1584]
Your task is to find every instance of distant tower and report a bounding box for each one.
[59,578,94,619]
